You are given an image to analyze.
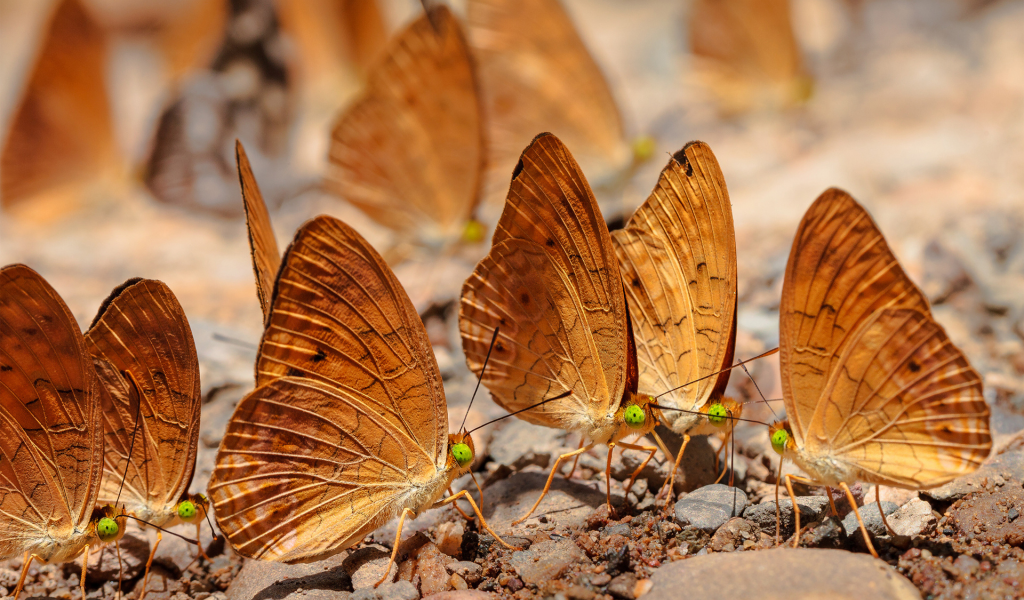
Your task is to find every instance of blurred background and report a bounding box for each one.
[1,0,1022,480]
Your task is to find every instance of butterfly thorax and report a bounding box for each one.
[769,420,861,487]
[403,432,476,520]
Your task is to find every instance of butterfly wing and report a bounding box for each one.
[325,5,484,240]
[0,0,115,206]
[467,0,628,186]
[806,307,989,487]
[779,189,931,445]
[612,142,737,429]
[460,133,630,439]
[211,215,449,561]
[85,279,201,523]
[236,140,282,325]
[0,265,104,560]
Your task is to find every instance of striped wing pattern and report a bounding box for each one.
[237,140,282,325]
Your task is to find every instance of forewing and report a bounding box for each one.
[809,308,990,487]
[85,279,201,519]
[256,215,447,468]
[325,5,484,239]
[460,133,629,428]
[612,142,737,428]
[466,0,627,185]
[236,140,282,324]
[209,377,440,563]
[0,265,104,556]
[779,189,930,444]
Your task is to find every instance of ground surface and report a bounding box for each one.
[1,0,1023,599]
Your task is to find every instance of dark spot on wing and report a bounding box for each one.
[311,349,326,363]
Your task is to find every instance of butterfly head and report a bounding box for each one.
[178,493,210,523]
[92,504,129,544]
[769,421,795,456]
[702,396,741,428]
[619,394,659,434]
[447,432,476,473]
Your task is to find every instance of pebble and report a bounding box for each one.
[445,561,483,585]
[742,496,830,537]
[887,498,937,538]
[435,521,464,559]
[708,518,767,552]
[841,501,900,541]
[421,592,494,600]
[510,539,590,585]
[673,484,748,533]
[644,548,920,600]
[799,516,846,549]
[608,572,638,600]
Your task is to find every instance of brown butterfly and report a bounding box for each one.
[460,132,672,524]
[85,277,208,597]
[611,141,745,498]
[769,189,991,556]
[0,264,127,600]
[1,0,117,207]
[325,4,486,251]
[466,0,642,195]
[209,215,510,583]
[277,0,388,81]
[236,140,282,327]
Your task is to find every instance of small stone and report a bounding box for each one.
[888,498,937,538]
[589,573,612,586]
[510,539,589,585]
[449,573,468,590]
[345,546,399,590]
[800,516,846,549]
[446,561,482,585]
[841,502,900,541]
[608,573,638,600]
[742,497,830,537]
[673,484,748,533]
[435,521,464,559]
[412,543,454,597]
[634,579,653,598]
[708,518,760,552]
[421,592,493,600]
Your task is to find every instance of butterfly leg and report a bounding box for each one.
[375,508,414,587]
[605,443,615,511]
[657,434,691,507]
[447,486,474,521]
[512,443,595,526]
[116,540,123,600]
[782,473,814,549]
[436,491,513,550]
[80,544,90,600]
[713,428,734,485]
[826,489,839,517]
[139,530,162,600]
[565,437,585,479]
[196,522,210,561]
[876,486,897,537]
[12,552,41,600]
[470,472,486,513]
[616,441,659,498]
[840,482,879,559]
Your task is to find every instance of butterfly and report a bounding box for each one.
[0,0,117,207]
[237,140,282,327]
[769,189,992,556]
[208,214,510,584]
[84,277,208,597]
[324,4,486,251]
[466,0,647,196]
[460,132,673,524]
[0,264,128,600]
[611,141,743,498]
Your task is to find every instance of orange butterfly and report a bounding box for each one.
[770,189,991,556]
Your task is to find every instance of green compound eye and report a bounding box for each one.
[707,402,728,426]
[461,220,486,244]
[771,429,790,455]
[178,500,197,521]
[624,405,645,429]
[451,443,473,468]
[97,517,119,542]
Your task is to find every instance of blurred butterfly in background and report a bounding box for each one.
[769,189,991,557]
[460,132,673,524]
[209,212,510,583]
[85,277,209,598]
[324,3,487,256]
[0,264,128,600]
[611,141,745,499]
[466,0,652,201]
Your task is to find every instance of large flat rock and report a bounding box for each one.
[482,471,607,533]
[645,549,919,600]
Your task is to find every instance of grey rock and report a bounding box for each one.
[225,552,350,600]
[345,546,399,590]
[86,528,149,582]
[133,564,187,600]
[673,484,748,533]
[888,498,937,538]
[743,496,830,537]
[488,420,569,470]
[351,580,418,600]
[800,516,846,549]
[922,449,1024,502]
[653,427,721,493]
[445,561,482,585]
[645,548,920,600]
[607,572,638,600]
[483,471,606,532]
[841,502,900,539]
[510,539,590,585]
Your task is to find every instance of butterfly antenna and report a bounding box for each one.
[739,360,779,420]
[115,370,144,508]
[467,390,573,435]
[124,515,198,545]
[460,327,500,434]
[212,332,258,350]
[654,348,779,400]
[650,404,772,428]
